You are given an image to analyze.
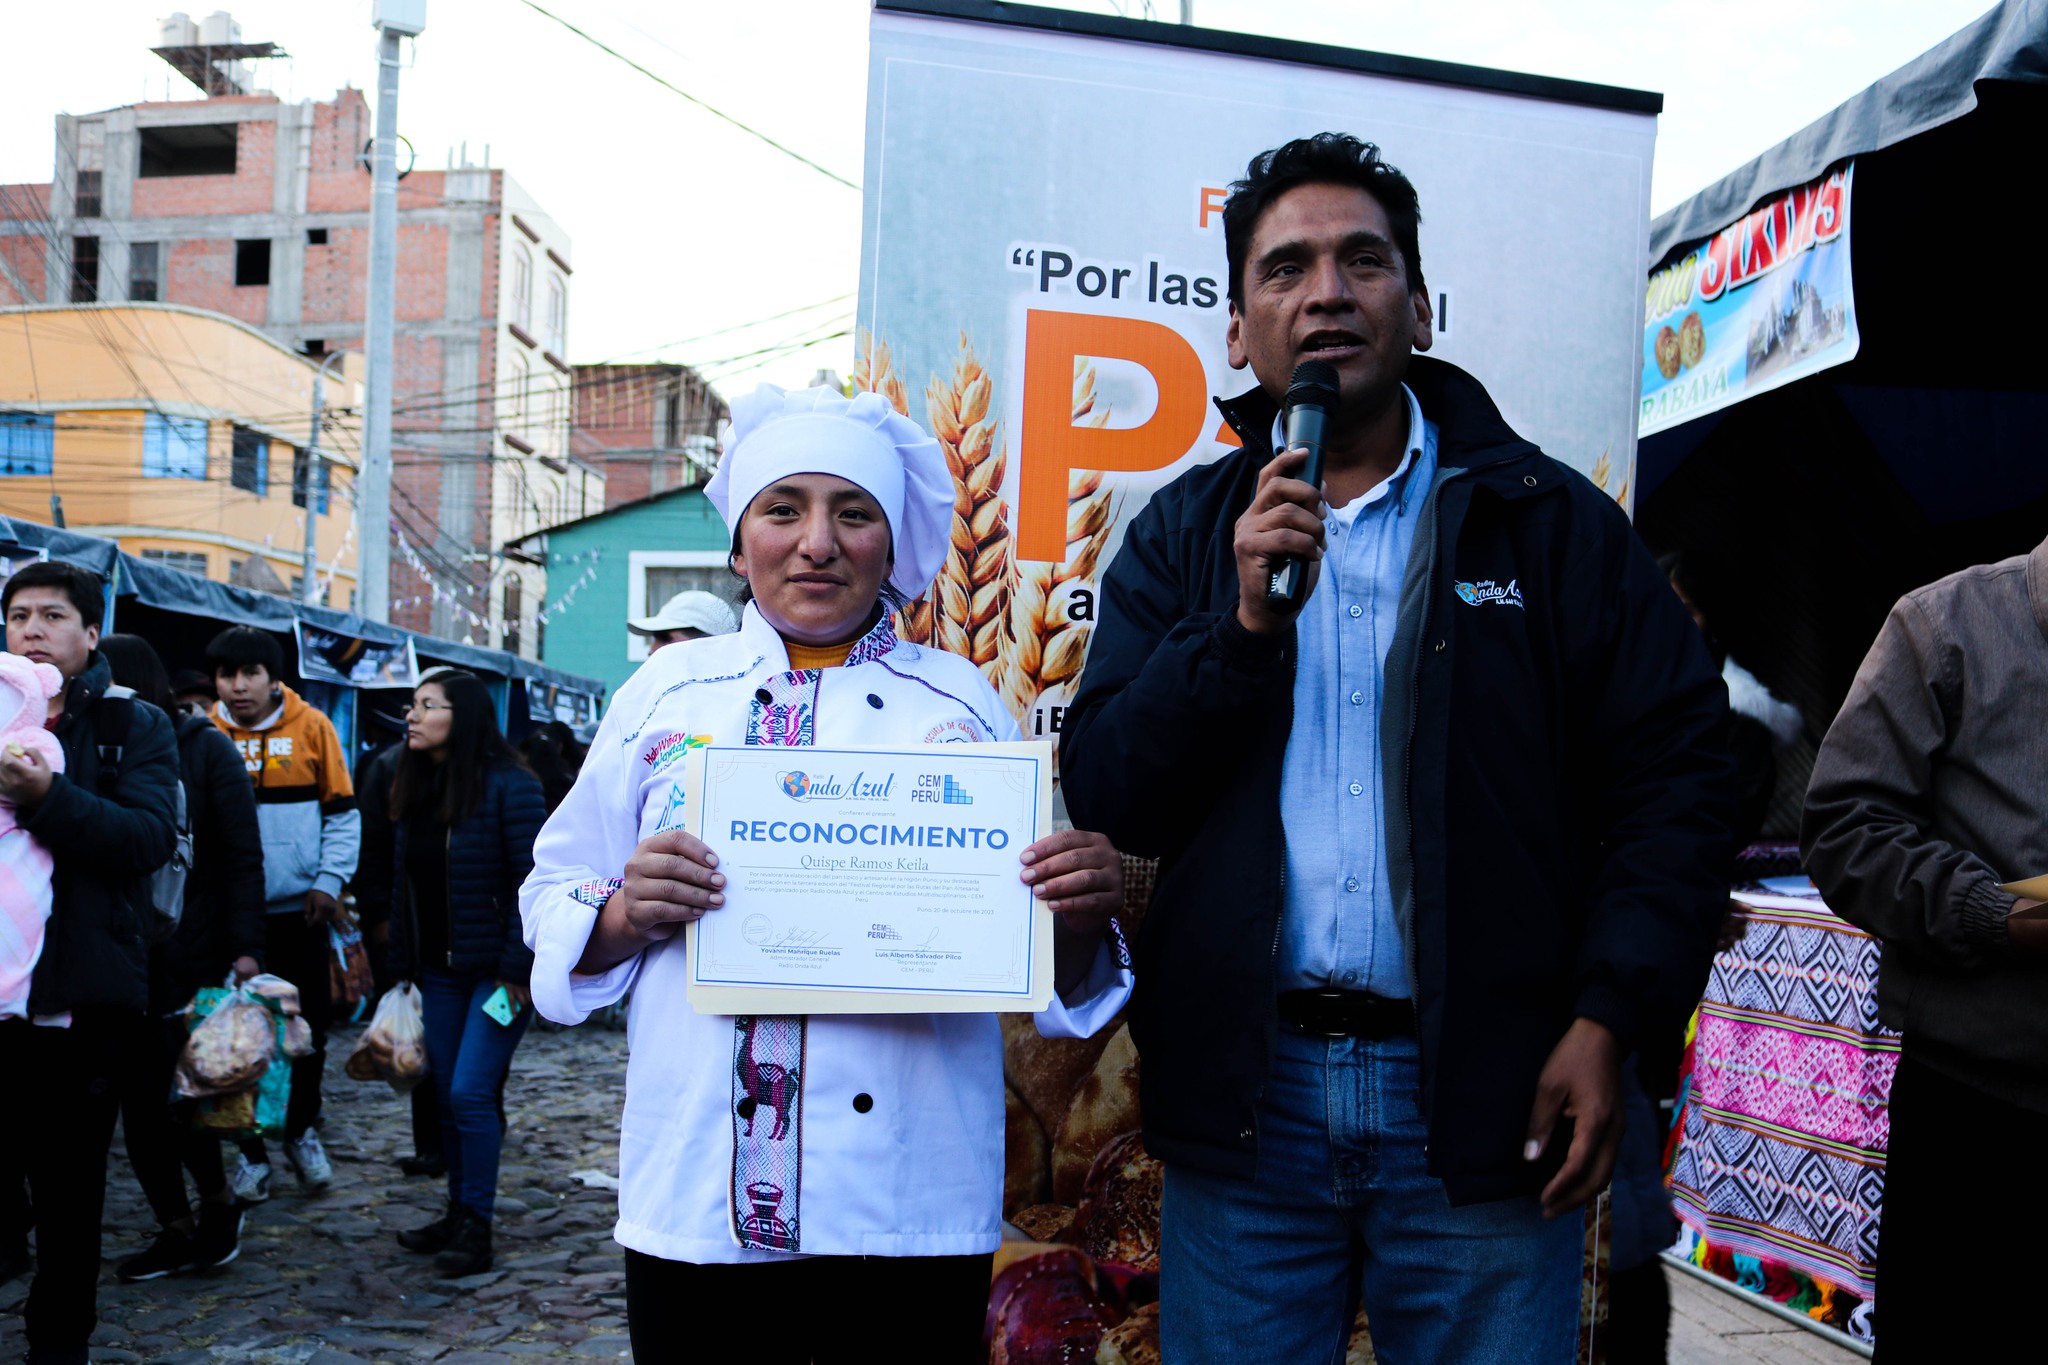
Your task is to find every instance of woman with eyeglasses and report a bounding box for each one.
[370,670,547,1277]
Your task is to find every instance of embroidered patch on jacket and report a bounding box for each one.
[1453,578,1525,609]
[643,732,711,776]
[922,717,986,744]
[731,1014,805,1251]
[746,673,819,748]
[571,878,623,910]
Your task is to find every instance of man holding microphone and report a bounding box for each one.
[1061,134,1737,1363]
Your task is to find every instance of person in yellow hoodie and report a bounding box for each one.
[208,626,360,1199]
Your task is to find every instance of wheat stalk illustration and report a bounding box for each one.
[993,361,1119,717]
[924,338,1012,668]
[851,328,911,418]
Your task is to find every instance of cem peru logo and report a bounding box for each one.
[643,732,711,776]
[992,183,1247,564]
[1454,579,1524,610]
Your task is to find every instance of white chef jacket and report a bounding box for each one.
[520,605,1132,1264]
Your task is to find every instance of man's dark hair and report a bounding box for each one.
[100,633,177,715]
[206,625,285,679]
[1223,133,1426,311]
[1,561,106,630]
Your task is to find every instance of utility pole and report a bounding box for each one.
[301,349,353,605]
[356,0,426,623]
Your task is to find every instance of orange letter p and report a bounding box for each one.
[1018,309,1207,562]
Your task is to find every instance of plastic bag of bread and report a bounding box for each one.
[174,985,277,1099]
[242,972,302,1017]
[345,981,428,1093]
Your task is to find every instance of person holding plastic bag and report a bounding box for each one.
[98,635,266,1281]
[381,670,546,1277]
[518,386,1134,1362]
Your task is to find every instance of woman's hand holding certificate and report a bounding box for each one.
[574,831,727,975]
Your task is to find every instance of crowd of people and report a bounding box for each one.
[0,128,2041,1365]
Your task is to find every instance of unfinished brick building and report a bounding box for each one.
[0,55,600,651]
[570,362,727,508]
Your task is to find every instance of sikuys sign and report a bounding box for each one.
[1639,164,1860,437]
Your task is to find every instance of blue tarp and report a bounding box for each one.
[0,516,604,704]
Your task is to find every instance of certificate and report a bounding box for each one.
[681,742,1054,1014]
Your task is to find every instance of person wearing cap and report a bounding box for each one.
[628,590,739,654]
[519,385,1133,1362]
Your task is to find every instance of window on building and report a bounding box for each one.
[290,446,331,514]
[507,354,530,428]
[544,275,566,353]
[69,236,99,303]
[662,387,682,448]
[138,123,237,177]
[141,548,210,577]
[229,425,268,496]
[302,338,325,357]
[510,246,533,332]
[0,413,56,477]
[143,413,208,480]
[305,227,328,246]
[74,171,102,219]
[234,239,270,287]
[501,577,523,657]
[129,242,161,302]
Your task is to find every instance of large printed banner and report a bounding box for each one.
[858,7,1657,751]
[1639,164,1859,436]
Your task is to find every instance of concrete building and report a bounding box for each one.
[0,303,360,601]
[0,19,601,653]
[505,484,733,696]
[570,362,727,509]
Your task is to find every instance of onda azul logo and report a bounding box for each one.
[777,770,896,803]
[1453,579,1524,610]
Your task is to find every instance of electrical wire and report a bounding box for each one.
[513,0,860,191]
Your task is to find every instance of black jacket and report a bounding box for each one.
[24,652,180,1017]
[377,760,545,984]
[149,712,267,1014]
[1061,357,1737,1204]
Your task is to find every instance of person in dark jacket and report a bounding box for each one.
[381,670,546,1277]
[97,634,267,1282]
[1060,135,1737,1364]
[0,563,179,1365]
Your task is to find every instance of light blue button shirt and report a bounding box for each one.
[1276,384,1436,996]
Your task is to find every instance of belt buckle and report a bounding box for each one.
[1307,988,1351,1039]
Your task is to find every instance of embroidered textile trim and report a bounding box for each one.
[571,878,623,910]
[731,1014,806,1250]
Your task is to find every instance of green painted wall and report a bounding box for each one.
[540,488,729,696]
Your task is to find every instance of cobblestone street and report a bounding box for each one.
[2,1018,633,1365]
[1,1015,1866,1365]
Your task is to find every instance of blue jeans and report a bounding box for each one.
[419,968,531,1221]
[1160,1030,1583,1365]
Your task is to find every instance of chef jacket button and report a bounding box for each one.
[866,693,883,709]
[754,687,774,704]
[736,1097,758,1121]
[852,1093,874,1113]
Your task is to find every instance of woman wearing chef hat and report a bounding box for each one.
[519,385,1133,1362]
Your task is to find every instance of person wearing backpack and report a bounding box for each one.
[99,634,267,1281]
[0,562,179,1365]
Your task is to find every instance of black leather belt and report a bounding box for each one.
[1277,989,1417,1040]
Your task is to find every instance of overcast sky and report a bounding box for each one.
[4,0,1998,393]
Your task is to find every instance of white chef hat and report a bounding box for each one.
[705,384,953,602]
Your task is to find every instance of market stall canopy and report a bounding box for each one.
[1649,0,2048,266]
[0,515,122,577]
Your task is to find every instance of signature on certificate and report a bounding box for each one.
[772,926,831,949]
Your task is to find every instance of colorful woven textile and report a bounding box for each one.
[1666,892,1897,1298]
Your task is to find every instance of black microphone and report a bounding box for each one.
[1265,361,1342,611]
